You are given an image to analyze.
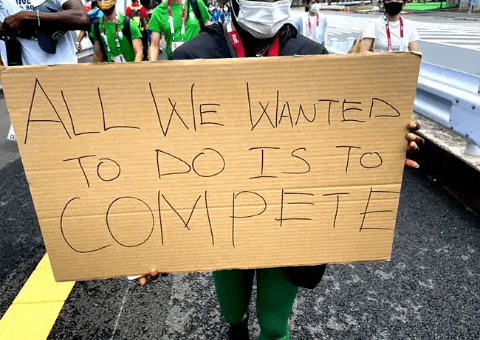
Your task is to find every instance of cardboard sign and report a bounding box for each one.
[2,53,421,282]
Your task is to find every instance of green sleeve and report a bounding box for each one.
[130,18,142,40]
[147,10,162,33]
[198,0,210,23]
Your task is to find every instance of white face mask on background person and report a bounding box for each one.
[233,0,293,39]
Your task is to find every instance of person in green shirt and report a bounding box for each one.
[91,0,143,63]
[148,0,210,60]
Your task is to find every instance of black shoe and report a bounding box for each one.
[227,318,249,340]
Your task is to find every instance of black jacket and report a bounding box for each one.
[170,22,328,290]
[171,22,329,60]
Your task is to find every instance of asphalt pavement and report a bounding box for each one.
[1,158,479,339]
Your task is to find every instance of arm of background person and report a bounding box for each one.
[359,38,374,53]
[92,40,105,63]
[76,30,86,51]
[199,0,212,26]
[2,0,89,34]
[133,38,143,61]
[149,31,160,61]
[408,41,419,52]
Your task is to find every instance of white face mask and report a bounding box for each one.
[234,0,293,39]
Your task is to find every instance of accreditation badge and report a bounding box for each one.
[112,54,127,63]
[171,41,185,52]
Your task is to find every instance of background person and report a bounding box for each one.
[148,0,210,61]
[293,0,327,45]
[125,0,149,60]
[0,0,89,66]
[91,0,143,62]
[76,0,103,51]
[223,3,231,22]
[359,0,419,53]
[210,4,225,23]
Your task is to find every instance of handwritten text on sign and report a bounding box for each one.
[2,54,420,281]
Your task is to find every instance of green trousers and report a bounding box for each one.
[213,268,299,340]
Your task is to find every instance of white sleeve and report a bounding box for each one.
[3,0,23,15]
[292,16,303,35]
[362,20,376,39]
[55,0,70,9]
[409,24,420,43]
[321,17,327,42]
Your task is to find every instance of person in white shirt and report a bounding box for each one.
[359,0,419,53]
[292,0,327,45]
[0,0,89,65]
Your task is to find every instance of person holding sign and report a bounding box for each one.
[147,0,211,61]
[91,0,143,62]
[168,1,329,339]
[136,2,423,340]
[359,0,419,53]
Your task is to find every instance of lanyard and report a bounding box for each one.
[225,22,279,58]
[168,0,186,37]
[307,14,319,36]
[385,16,403,52]
[101,12,122,60]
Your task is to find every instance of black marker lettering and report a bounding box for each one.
[200,103,223,126]
[60,197,110,253]
[318,100,339,125]
[342,100,365,123]
[282,147,311,175]
[323,193,349,228]
[96,158,121,182]
[359,188,399,231]
[231,191,267,247]
[278,102,293,127]
[336,146,361,173]
[25,79,71,144]
[204,191,215,246]
[252,101,276,130]
[360,152,383,169]
[106,197,155,247]
[99,87,139,131]
[248,147,280,179]
[63,155,96,188]
[158,190,164,245]
[191,83,197,131]
[369,98,400,118]
[61,91,99,136]
[161,194,201,230]
[155,149,192,179]
[295,104,316,125]
[276,190,314,227]
[192,148,226,177]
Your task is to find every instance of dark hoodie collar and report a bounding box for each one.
[203,22,298,52]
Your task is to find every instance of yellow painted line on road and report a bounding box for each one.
[0,254,75,340]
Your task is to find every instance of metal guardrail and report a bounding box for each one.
[327,42,480,155]
[414,62,480,151]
